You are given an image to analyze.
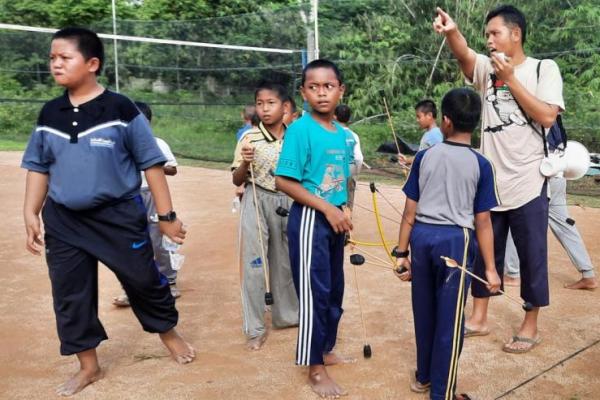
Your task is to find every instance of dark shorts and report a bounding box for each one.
[472,182,549,307]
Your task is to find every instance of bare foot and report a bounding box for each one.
[308,365,348,398]
[159,329,196,364]
[56,367,103,396]
[564,277,598,290]
[323,352,356,366]
[504,275,521,287]
[246,332,268,351]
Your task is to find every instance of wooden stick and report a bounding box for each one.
[249,164,271,296]
[440,256,525,307]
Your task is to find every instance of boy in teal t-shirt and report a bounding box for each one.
[275,59,354,399]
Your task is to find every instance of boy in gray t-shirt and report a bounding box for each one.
[394,88,500,400]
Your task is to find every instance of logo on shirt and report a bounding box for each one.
[317,164,345,198]
[90,137,116,148]
[484,73,528,133]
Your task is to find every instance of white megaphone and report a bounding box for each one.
[539,140,590,180]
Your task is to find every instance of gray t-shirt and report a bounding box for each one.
[403,141,499,230]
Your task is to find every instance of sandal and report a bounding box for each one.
[464,326,490,338]
[502,335,542,354]
[455,394,472,400]
[410,370,430,393]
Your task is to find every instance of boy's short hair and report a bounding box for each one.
[135,101,152,122]
[415,99,437,118]
[52,27,104,75]
[441,88,481,133]
[243,105,256,120]
[301,59,343,86]
[250,112,261,126]
[485,5,527,44]
[287,95,297,113]
[334,104,351,123]
[254,80,289,102]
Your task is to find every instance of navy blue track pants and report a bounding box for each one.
[287,202,345,366]
[410,222,475,400]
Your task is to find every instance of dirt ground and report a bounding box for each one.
[1,151,599,400]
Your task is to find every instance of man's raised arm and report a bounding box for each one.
[433,7,477,81]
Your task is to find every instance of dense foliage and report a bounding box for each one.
[1,0,599,152]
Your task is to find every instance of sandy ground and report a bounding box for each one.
[0,151,599,400]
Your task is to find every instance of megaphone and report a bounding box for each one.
[540,141,590,180]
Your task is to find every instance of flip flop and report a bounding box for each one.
[409,370,431,393]
[502,335,542,354]
[464,326,490,338]
[455,394,472,400]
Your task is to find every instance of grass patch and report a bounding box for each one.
[0,140,26,151]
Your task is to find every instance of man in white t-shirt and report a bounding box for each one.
[113,102,182,307]
[434,5,564,354]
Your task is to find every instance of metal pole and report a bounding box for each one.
[111,0,120,92]
[313,0,319,59]
[301,49,309,112]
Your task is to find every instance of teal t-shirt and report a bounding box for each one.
[275,113,351,206]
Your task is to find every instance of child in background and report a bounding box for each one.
[283,95,301,126]
[236,104,256,141]
[415,99,443,150]
[398,99,443,166]
[334,104,363,210]
[231,81,299,350]
[113,101,183,307]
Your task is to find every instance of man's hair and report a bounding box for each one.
[485,5,527,44]
[301,59,343,86]
[414,99,437,118]
[243,104,256,120]
[52,27,104,75]
[254,80,289,101]
[441,88,481,133]
[135,101,152,122]
[334,104,352,123]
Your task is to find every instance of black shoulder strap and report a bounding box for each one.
[537,60,548,156]
[513,60,548,156]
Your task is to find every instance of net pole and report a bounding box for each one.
[313,0,319,59]
[111,0,120,92]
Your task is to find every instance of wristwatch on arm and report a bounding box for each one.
[391,246,409,258]
[157,210,177,222]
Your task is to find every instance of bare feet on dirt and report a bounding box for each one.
[246,332,268,351]
[56,367,104,397]
[308,365,348,398]
[159,328,196,364]
[564,277,597,290]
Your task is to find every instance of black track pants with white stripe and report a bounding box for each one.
[287,202,345,366]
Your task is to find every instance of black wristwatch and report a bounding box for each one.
[157,210,177,222]
[391,246,409,258]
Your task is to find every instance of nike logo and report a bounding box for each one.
[131,240,147,249]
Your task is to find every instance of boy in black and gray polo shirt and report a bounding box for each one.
[394,88,501,400]
[22,27,194,397]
